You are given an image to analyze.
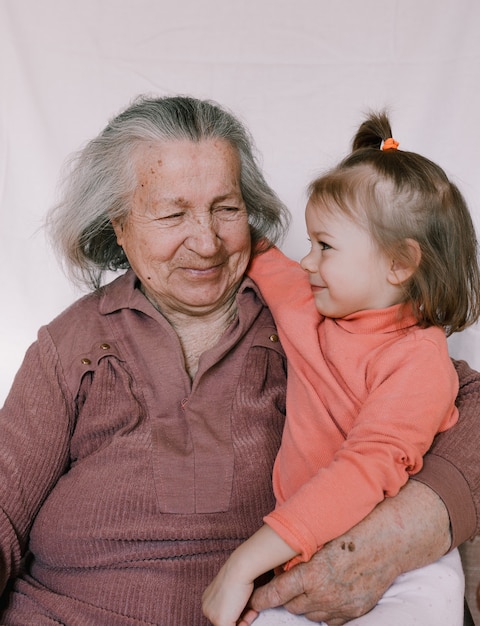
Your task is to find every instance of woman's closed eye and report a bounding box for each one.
[148,210,186,228]
[151,211,186,227]
[213,205,247,221]
[159,212,184,220]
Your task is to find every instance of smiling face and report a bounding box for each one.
[112,138,252,318]
[300,199,404,318]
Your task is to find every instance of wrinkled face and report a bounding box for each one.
[112,139,251,317]
[300,200,401,318]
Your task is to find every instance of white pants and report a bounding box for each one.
[253,548,464,626]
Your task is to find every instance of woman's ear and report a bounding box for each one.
[110,218,124,246]
[387,238,421,286]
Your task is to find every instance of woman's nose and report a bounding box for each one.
[185,215,220,256]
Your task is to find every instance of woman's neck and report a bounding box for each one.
[144,288,239,379]
[171,303,238,379]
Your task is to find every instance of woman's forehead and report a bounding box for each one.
[130,139,244,213]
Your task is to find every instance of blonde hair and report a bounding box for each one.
[308,111,480,335]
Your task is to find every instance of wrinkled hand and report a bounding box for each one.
[249,481,450,625]
[249,535,393,625]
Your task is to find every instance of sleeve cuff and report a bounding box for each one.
[412,453,476,548]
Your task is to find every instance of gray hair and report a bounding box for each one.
[47,95,290,289]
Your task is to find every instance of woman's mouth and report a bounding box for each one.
[183,264,223,278]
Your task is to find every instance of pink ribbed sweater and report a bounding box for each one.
[0,267,479,624]
[249,247,459,563]
[0,271,286,625]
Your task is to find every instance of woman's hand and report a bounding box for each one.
[248,481,451,625]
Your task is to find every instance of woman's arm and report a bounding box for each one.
[413,358,479,546]
[0,334,72,594]
[249,359,480,625]
[249,481,450,626]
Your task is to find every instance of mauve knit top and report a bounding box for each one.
[0,270,478,625]
[0,271,286,625]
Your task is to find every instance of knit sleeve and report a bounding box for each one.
[265,333,459,563]
[248,247,316,317]
[413,358,480,547]
[0,330,73,594]
[248,247,324,369]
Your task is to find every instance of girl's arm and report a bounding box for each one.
[249,480,451,624]
[248,247,316,318]
[248,360,480,625]
[267,330,458,563]
[202,525,297,626]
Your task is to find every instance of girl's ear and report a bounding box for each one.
[387,238,421,286]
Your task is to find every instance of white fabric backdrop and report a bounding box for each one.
[2,0,480,403]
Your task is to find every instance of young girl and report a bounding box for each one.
[202,112,480,626]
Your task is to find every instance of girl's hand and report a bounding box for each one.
[202,564,254,626]
[203,524,297,625]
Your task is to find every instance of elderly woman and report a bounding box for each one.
[0,95,478,626]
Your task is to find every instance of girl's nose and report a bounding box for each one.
[300,249,316,273]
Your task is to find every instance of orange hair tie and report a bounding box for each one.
[382,137,399,151]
